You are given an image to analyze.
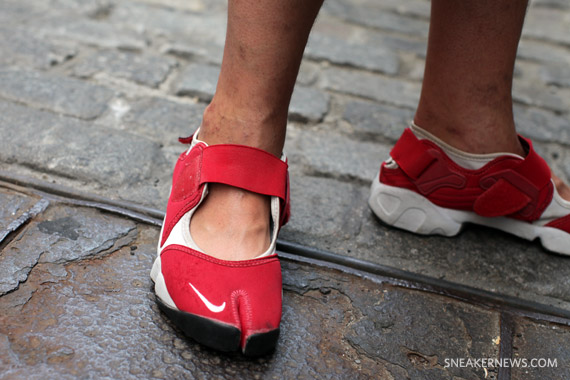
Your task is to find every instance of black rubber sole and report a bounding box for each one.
[156,296,241,352]
[155,296,279,356]
[243,329,280,357]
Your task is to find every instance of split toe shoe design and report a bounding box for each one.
[151,131,290,356]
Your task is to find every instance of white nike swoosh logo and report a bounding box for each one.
[189,283,226,313]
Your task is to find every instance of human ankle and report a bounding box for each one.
[198,100,286,157]
[553,174,570,202]
[412,112,525,157]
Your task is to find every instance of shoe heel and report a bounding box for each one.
[368,174,463,236]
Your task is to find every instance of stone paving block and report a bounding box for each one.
[45,0,114,18]
[405,58,427,81]
[109,2,226,45]
[0,0,49,27]
[514,105,570,145]
[323,0,430,38]
[0,218,502,379]
[71,50,177,88]
[172,66,329,122]
[322,67,421,109]
[0,190,36,233]
[287,127,390,184]
[115,176,172,211]
[517,40,570,66]
[0,69,114,120]
[172,63,220,102]
[0,29,76,70]
[371,0,431,19]
[0,101,163,187]
[363,32,428,57]
[305,33,400,75]
[511,318,570,380]
[279,175,368,253]
[344,286,500,380]
[533,0,570,8]
[126,0,207,12]
[39,18,147,50]
[513,81,570,114]
[161,39,224,65]
[289,86,330,122]
[297,61,321,86]
[0,189,41,242]
[539,63,570,88]
[120,97,205,146]
[311,14,427,58]
[0,205,135,295]
[343,100,414,142]
[523,8,570,46]
[356,210,570,311]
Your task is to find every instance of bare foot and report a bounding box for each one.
[190,184,272,261]
[552,173,570,202]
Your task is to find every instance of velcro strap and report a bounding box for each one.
[178,135,194,144]
[200,144,288,200]
[474,136,551,218]
[474,178,532,217]
[390,128,466,194]
[511,136,551,189]
[390,128,437,179]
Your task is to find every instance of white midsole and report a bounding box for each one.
[151,254,177,309]
[368,174,570,256]
[151,215,177,309]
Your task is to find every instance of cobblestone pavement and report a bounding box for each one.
[2,184,569,379]
[1,0,570,378]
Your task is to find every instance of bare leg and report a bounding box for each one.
[191,0,324,260]
[415,0,570,199]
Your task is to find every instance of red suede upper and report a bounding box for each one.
[546,213,570,234]
[161,246,282,347]
[382,128,554,222]
[161,142,206,247]
[159,138,289,347]
[161,141,290,247]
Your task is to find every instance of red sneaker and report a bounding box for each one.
[151,131,290,356]
[369,126,570,255]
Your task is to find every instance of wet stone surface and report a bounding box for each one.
[511,317,570,380]
[0,188,40,242]
[0,201,505,379]
[0,203,135,295]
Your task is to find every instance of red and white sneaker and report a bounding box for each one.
[369,123,570,255]
[150,130,290,356]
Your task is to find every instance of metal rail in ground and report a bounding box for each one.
[1,170,569,326]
